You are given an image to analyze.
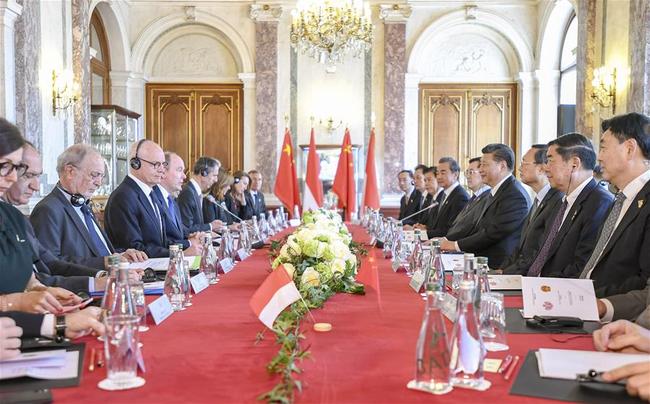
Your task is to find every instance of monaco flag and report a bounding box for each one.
[274,128,301,215]
[361,128,380,213]
[249,265,301,330]
[332,129,356,221]
[302,128,323,211]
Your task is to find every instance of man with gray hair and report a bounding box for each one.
[177,156,222,233]
[31,144,147,269]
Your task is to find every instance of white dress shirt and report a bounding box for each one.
[490,174,512,197]
[561,176,593,225]
[128,174,162,232]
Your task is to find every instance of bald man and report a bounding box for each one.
[104,139,172,258]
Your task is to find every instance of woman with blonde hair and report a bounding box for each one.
[203,169,234,224]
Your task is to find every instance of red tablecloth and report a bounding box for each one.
[53,226,595,403]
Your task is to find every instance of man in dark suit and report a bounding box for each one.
[598,279,650,328]
[0,308,104,342]
[426,157,469,238]
[441,144,530,268]
[526,133,614,279]
[153,152,202,255]
[446,157,492,240]
[105,140,172,258]
[31,144,146,269]
[248,169,267,217]
[501,145,563,274]
[177,156,222,233]
[414,166,442,228]
[579,112,650,297]
[397,170,421,225]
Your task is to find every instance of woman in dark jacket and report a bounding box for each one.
[203,169,234,224]
[224,171,255,221]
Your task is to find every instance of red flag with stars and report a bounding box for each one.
[332,129,356,221]
[274,128,301,215]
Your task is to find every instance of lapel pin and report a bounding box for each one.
[638,200,645,209]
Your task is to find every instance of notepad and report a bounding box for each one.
[129,256,200,271]
[0,351,79,380]
[536,348,647,380]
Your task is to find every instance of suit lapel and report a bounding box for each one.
[54,188,100,256]
[126,177,161,229]
[548,180,595,258]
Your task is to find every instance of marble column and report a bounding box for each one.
[14,0,41,149]
[238,72,257,171]
[628,0,650,115]
[380,5,411,193]
[250,5,282,193]
[72,0,90,144]
[0,0,22,123]
[534,69,560,143]
[575,0,596,137]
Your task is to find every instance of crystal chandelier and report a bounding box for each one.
[290,0,373,67]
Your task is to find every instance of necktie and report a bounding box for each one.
[526,198,540,227]
[80,204,111,256]
[167,195,178,226]
[527,200,568,277]
[580,192,627,278]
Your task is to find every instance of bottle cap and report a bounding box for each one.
[313,322,332,332]
[464,253,475,259]
[170,244,180,251]
[477,256,488,265]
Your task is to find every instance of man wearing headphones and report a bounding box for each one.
[104,139,173,258]
[397,169,421,225]
[177,156,223,233]
[31,144,147,269]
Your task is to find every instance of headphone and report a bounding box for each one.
[193,157,214,177]
[129,139,146,170]
[59,186,87,207]
[233,176,241,184]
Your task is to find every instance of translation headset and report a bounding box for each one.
[194,158,212,177]
[59,185,87,207]
[233,176,241,184]
[129,139,146,170]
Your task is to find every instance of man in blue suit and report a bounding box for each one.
[177,156,223,233]
[105,139,176,258]
[31,144,146,269]
[153,152,202,255]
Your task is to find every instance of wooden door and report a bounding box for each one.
[419,83,517,167]
[146,83,243,172]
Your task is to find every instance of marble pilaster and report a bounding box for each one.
[628,0,649,115]
[380,5,411,193]
[575,0,596,137]
[0,0,21,123]
[72,0,90,144]
[14,0,41,149]
[250,5,282,193]
[238,72,257,171]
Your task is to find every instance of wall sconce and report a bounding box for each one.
[591,66,616,113]
[318,116,343,134]
[52,69,79,115]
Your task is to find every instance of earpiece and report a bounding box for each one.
[200,167,209,177]
[233,176,241,184]
[129,139,146,170]
[69,193,87,207]
[411,180,415,186]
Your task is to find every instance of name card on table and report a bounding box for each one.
[289,219,301,227]
[403,230,429,242]
[220,257,235,274]
[190,273,210,294]
[236,248,250,261]
[488,274,522,290]
[441,293,458,322]
[148,295,174,325]
[440,253,464,272]
[391,259,404,272]
[521,277,599,321]
[409,270,426,293]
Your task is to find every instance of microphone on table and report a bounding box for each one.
[397,202,439,225]
[206,195,245,223]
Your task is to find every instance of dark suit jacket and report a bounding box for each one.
[30,187,112,269]
[446,190,491,240]
[502,187,563,274]
[417,193,436,225]
[540,179,614,279]
[399,189,422,225]
[203,197,232,225]
[177,183,211,233]
[0,312,44,338]
[427,185,470,238]
[104,176,168,258]
[247,190,267,218]
[589,180,650,297]
[225,191,256,221]
[607,278,650,324]
[152,186,190,250]
[453,176,530,268]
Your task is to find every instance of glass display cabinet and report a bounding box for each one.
[90,105,140,195]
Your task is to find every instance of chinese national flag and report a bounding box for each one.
[274,128,301,215]
[302,128,323,211]
[332,129,356,221]
[361,128,380,213]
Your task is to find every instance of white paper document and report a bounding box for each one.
[129,257,200,271]
[0,351,79,380]
[536,348,647,380]
[440,253,464,272]
[144,281,165,291]
[488,275,522,290]
[521,277,599,321]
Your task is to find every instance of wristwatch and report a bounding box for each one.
[95,270,108,279]
[55,315,67,343]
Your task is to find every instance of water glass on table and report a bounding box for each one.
[129,279,149,332]
[99,315,145,390]
[479,292,509,352]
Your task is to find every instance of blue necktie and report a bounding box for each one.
[80,204,111,256]
[167,195,178,226]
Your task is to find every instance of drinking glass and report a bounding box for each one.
[479,292,508,352]
[129,279,149,332]
[103,315,141,385]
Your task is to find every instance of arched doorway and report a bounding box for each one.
[90,10,111,104]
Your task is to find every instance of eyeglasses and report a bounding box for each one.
[69,164,106,180]
[22,171,43,180]
[140,158,168,170]
[0,161,28,177]
[465,169,479,176]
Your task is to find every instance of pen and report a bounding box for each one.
[97,351,104,368]
[88,348,95,372]
[498,355,513,374]
[504,355,520,381]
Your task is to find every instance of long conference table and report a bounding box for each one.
[54,225,594,403]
